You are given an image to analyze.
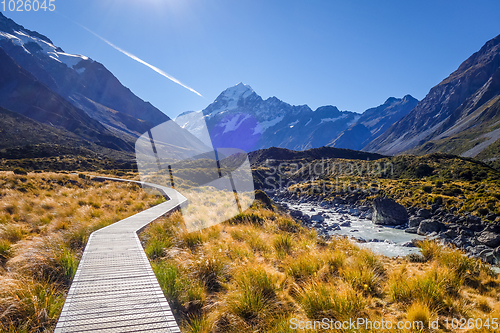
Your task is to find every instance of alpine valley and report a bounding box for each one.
[1,11,500,172]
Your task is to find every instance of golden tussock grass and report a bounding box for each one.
[141,191,500,333]
[0,171,166,332]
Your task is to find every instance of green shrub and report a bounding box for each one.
[284,253,323,282]
[0,239,12,261]
[422,185,432,193]
[190,255,227,292]
[13,168,28,175]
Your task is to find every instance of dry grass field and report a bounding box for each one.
[1,170,499,332]
[0,171,164,332]
[141,193,500,333]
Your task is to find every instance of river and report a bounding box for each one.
[282,201,426,257]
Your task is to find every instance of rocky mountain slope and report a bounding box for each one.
[0,12,169,145]
[0,13,209,162]
[332,95,418,150]
[0,47,132,153]
[365,33,500,167]
[176,83,415,152]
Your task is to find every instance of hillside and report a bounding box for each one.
[0,12,169,144]
[366,34,500,166]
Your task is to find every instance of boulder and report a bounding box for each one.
[290,210,303,218]
[452,235,471,248]
[417,209,432,219]
[466,215,482,224]
[405,227,418,234]
[476,231,500,248]
[409,216,423,228]
[311,214,325,223]
[417,219,445,236]
[493,246,500,261]
[441,228,459,239]
[478,249,497,264]
[372,197,408,225]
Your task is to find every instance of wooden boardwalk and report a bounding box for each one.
[54,177,186,333]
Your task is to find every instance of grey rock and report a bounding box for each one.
[441,228,459,239]
[372,197,409,225]
[327,223,341,231]
[470,245,490,255]
[493,246,500,261]
[311,214,325,223]
[477,231,500,247]
[409,216,423,228]
[417,219,446,235]
[478,249,497,264]
[339,221,351,227]
[405,227,418,234]
[417,209,432,219]
[466,215,482,224]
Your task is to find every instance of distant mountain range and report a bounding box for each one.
[1,12,500,170]
[175,83,417,152]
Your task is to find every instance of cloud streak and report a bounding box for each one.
[80,26,203,97]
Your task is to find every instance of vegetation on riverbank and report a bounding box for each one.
[0,171,163,332]
[142,191,500,332]
[253,153,500,221]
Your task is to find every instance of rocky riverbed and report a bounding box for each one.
[274,194,500,266]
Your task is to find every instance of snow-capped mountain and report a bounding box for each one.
[176,83,415,152]
[0,13,206,160]
[0,12,169,144]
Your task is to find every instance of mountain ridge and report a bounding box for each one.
[365,33,500,161]
[177,83,416,153]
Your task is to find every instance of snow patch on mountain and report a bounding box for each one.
[0,30,90,70]
[174,110,212,144]
[219,114,252,134]
[319,114,349,124]
[254,116,284,135]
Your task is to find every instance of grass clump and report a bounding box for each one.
[405,301,433,330]
[293,281,365,321]
[273,233,294,257]
[221,266,286,328]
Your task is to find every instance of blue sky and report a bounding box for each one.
[5,0,500,118]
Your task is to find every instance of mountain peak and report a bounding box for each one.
[220,82,254,100]
[384,97,400,105]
